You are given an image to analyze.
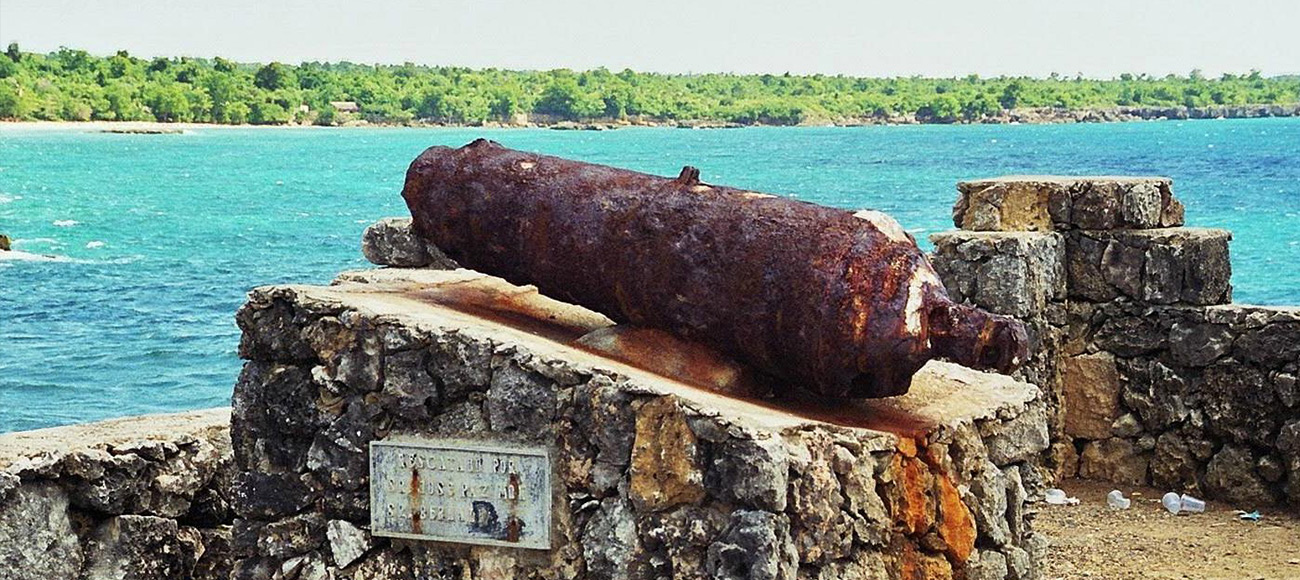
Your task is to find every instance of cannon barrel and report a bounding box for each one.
[402,139,1027,398]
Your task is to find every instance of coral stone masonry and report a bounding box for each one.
[932,176,1300,508]
[0,409,234,580]
[228,265,1050,580]
[953,176,1185,232]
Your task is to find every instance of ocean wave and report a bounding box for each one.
[0,250,72,262]
[0,250,139,264]
[15,237,59,245]
[101,255,143,265]
[86,241,106,249]
[0,194,20,203]
[52,220,80,227]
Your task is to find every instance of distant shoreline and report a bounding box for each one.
[2,104,1297,132]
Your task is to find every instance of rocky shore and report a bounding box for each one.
[397,103,1300,129]
[3,103,1296,132]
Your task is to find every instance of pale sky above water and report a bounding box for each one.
[1,0,1297,77]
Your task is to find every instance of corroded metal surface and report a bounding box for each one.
[402,139,1027,398]
[369,439,551,549]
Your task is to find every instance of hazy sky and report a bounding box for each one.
[2,0,1297,77]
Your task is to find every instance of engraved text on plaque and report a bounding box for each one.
[369,439,551,549]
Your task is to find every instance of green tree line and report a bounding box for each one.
[1,44,1297,126]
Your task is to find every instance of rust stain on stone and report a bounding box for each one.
[406,279,601,344]
[762,397,935,437]
[402,139,1028,399]
[933,472,976,563]
[897,540,955,580]
[399,273,947,436]
[890,447,935,536]
[891,437,977,567]
[896,437,920,459]
[574,326,770,399]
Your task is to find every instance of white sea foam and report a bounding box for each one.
[53,220,80,227]
[0,250,70,262]
[16,237,58,245]
[86,241,106,249]
[0,194,20,203]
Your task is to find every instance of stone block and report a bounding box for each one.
[1079,438,1149,486]
[229,267,1050,580]
[629,397,706,512]
[954,176,1184,232]
[1065,228,1232,305]
[326,519,370,568]
[1199,363,1281,448]
[1060,353,1121,440]
[1167,320,1233,367]
[929,231,1065,318]
[980,405,1051,467]
[0,483,83,580]
[1204,445,1279,506]
[82,515,200,580]
[192,527,233,580]
[1150,430,1201,492]
[360,217,456,269]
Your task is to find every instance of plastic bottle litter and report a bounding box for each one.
[1044,488,1079,506]
[1180,494,1206,513]
[1161,491,1182,514]
[1106,489,1131,509]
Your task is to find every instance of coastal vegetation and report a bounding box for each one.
[1,44,1298,126]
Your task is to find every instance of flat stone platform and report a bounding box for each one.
[231,267,1050,580]
[0,408,230,470]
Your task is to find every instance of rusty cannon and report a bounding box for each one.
[402,139,1027,399]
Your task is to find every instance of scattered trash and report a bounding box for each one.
[1162,492,1183,514]
[1235,510,1261,522]
[1161,492,1208,514]
[1106,489,1131,510]
[1044,488,1080,506]
[1180,494,1206,513]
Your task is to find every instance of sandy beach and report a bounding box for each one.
[0,120,323,132]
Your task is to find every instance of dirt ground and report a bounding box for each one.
[1036,479,1300,580]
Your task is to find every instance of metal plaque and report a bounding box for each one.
[369,439,552,549]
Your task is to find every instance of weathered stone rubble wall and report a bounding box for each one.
[930,176,1300,508]
[0,409,235,580]
[228,264,1052,580]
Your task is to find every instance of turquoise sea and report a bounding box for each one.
[2,119,1298,432]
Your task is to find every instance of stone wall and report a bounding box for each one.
[229,264,1053,580]
[0,409,235,580]
[1065,302,1300,505]
[931,176,1300,508]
